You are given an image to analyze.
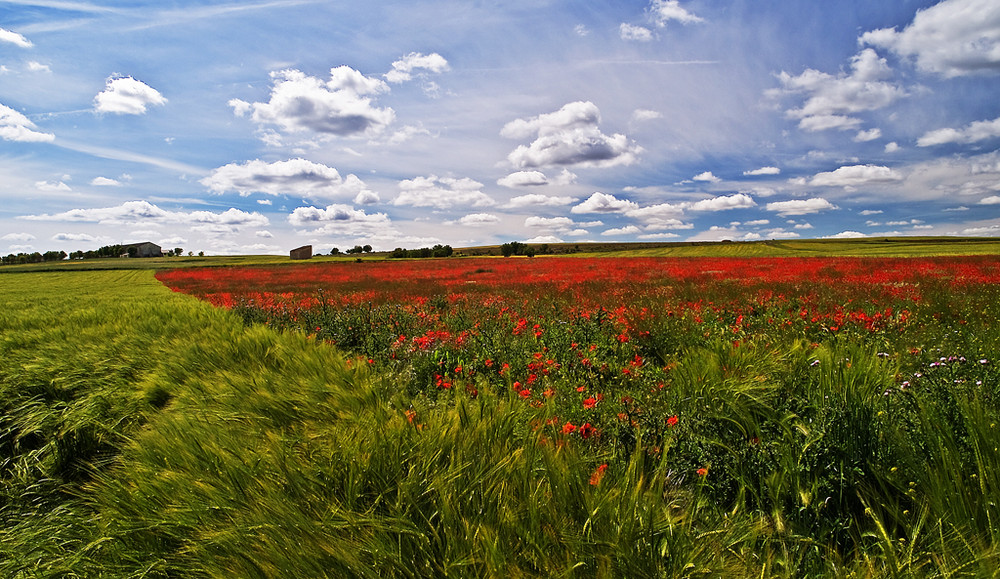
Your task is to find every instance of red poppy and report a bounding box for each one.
[697,467,708,477]
[583,396,597,409]
[589,463,608,486]
[561,422,577,434]
[579,423,595,439]
[666,415,678,427]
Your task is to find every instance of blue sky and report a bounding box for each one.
[1,0,999,255]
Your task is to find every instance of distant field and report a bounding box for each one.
[2,236,1000,273]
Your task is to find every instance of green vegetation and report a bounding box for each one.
[2,247,1000,576]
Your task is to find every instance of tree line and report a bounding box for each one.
[1,244,198,267]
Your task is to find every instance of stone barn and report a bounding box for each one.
[290,245,313,260]
[121,242,163,258]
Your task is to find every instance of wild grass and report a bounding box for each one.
[2,261,1000,576]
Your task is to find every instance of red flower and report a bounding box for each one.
[666,415,678,427]
[579,423,595,439]
[519,389,532,399]
[583,396,597,409]
[561,421,577,434]
[589,463,608,486]
[697,467,708,477]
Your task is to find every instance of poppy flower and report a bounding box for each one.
[697,467,708,477]
[666,415,678,427]
[589,463,608,486]
[579,423,595,439]
[583,396,597,409]
[561,422,577,434]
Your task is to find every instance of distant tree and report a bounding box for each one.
[198,251,204,257]
[525,246,536,258]
[391,247,407,258]
[501,241,526,257]
[330,248,341,255]
[174,247,183,257]
[346,245,365,255]
[363,244,373,253]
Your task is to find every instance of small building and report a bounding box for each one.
[121,242,163,258]
[290,245,313,260]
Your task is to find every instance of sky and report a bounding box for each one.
[1,0,1000,256]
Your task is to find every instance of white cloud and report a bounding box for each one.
[0,28,32,48]
[774,48,905,132]
[571,192,639,214]
[687,193,756,211]
[861,0,1000,78]
[979,195,1000,205]
[230,67,393,138]
[794,222,814,229]
[52,233,101,243]
[202,158,376,202]
[575,24,590,37]
[394,175,494,209]
[602,225,641,236]
[743,219,771,226]
[27,61,50,73]
[0,102,54,142]
[743,166,780,176]
[35,180,71,192]
[824,230,867,239]
[502,101,641,169]
[885,141,900,153]
[94,76,167,115]
[90,176,121,186]
[288,204,391,236]
[765,197,837,216]
[638,232,680,239]
[525,235,564,244]
[854,128,882,142]
[20,200,269,228]
[255,230,274,238]
[917,116,1000,146]
[632,109,662,122]
[257,199,272,205]
[458,213,500,225]
[385,52,449,83]
[497,171,548,188]
[859,209,883,215]
[648,0,704,26]
[809,164,903,187]
[620,23,653,41]
[505,193,578,208]
[692,171,720,183]
[1,232,35,242]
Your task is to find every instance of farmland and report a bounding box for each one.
[3,241,1000,576]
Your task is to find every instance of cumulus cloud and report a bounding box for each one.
[743,166,780,176]
[861,0,1000,78]
[90,176,121,186]
[809,164,903,187]
[393,175,494,209]
[648,0,704,26]
[854,128,882,142]
[620,23,653,41]
[523,216,597,236]
[497,170,548,188]
[692,171,720,183]
[229,67,393,138]
[502,101,641,169]
[917,116,1000,146]
[0,103,55,142]
[35,180,71,192]
[602,225,641,236]
[0,28,32,48]
[52,233,101,243]
[288,204,392,237]
[979,195,1000,205]
[94,76,167,115]
[824,230,867,239]
[571,192,639,214]
[202,158,377,202]
[2,232,35,242]
[765,197,837,216]
[774,48,905,132]
[385,52,449,83]
[505,194,578,208]
[0,28,34,48]
[885,142,900,153]
[20,200,269,228]
[687,193,756,211]
[458,213,500,225]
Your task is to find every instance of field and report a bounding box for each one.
[3,241,1000,577]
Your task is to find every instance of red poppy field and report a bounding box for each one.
[150,254,1000,575]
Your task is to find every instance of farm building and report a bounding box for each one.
[290,245,313,260]
[121,242,162,258]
